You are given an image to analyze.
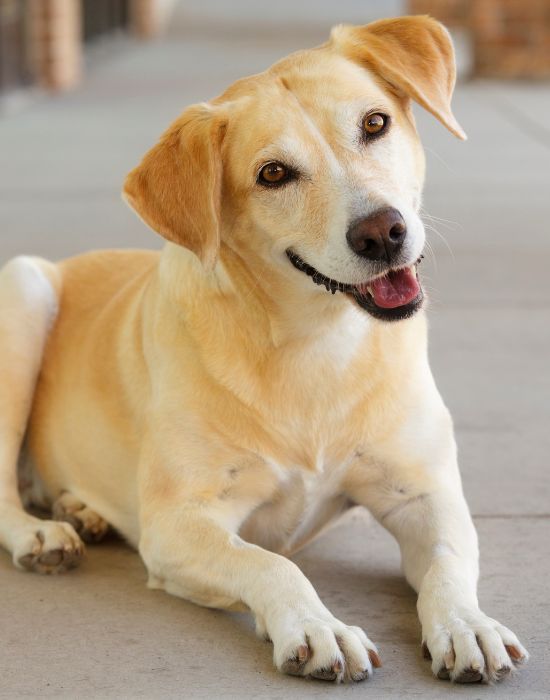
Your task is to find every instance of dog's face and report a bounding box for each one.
[124,17,465,322]
[222,52,428,322]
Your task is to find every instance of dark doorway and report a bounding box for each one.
[0,0,32,92]
[83,0,129,42]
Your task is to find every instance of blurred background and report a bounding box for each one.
[0,1,549,697]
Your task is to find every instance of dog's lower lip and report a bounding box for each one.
[285,249,424,321]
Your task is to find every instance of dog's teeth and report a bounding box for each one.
[367,286,373,296]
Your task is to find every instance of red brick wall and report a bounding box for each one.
[408,0,550,78]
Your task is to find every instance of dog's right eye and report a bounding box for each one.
[258,162,292,187]
[362,112,389,140]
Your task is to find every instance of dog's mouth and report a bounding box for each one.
[286,250,424,321]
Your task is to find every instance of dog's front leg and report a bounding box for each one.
[138,454,380,683]
[346,399,528,683]
[389,486,528,683]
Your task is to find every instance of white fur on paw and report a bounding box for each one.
[423,608,528,684]
[271,615,380,683]
[52,492,109,543]
[14,520,84,574]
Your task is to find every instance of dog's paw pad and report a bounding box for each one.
[309,660,342,682]
[494,664,512,681]
[15,521,84,574]
[454,667,483,684]
[349,667,371,682]
[38,548,64,567]
[281,644,310,676]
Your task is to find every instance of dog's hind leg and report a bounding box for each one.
[0,256,84,573]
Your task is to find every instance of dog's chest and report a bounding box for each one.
[239,457,353,555]
[234,315,377,551]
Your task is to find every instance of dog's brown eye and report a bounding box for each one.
[363,113,388,137]
[258,162,290,186]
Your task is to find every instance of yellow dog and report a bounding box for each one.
[0,16,528,684]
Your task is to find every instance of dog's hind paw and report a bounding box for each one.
[52,491,110,544]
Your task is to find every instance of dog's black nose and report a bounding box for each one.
[346,208,407,262]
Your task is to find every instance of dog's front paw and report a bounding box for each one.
[14,520,85,574]
[422,607,528,684]
[270,614,380,683]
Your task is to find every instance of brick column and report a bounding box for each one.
[408,0,550,78]
[27,0,82,91]
[130,0,175,39]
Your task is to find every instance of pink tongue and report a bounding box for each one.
[368,268,420,309]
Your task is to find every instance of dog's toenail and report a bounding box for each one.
[505,644,524,662]
[368,649,382,667]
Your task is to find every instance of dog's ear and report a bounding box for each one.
[330,16,466,140]
[123,104,225,269]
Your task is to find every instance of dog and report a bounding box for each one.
[0,16,528,685]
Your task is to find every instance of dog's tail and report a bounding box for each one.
[0,256,61,509]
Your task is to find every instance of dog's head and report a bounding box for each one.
[124,16,465,322]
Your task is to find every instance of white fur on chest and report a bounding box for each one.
[296,303,370,372]
[239,455,353,555]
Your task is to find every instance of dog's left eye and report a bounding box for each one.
[363,112,389,138]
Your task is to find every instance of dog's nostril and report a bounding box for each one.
[364,239,377,253]
[389,223,406,242]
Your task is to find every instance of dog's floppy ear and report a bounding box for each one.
[123,104,225,269]
[330,16,466,140]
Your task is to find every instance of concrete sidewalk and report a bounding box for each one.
[0,8,549,699]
